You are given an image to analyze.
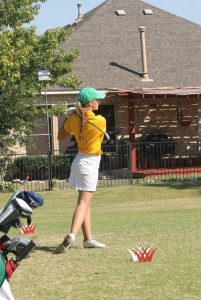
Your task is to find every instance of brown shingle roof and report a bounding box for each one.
[59,0,201,90]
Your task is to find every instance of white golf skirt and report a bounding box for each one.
[69,152,101,191]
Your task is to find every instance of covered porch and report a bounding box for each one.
[110,87,201,176]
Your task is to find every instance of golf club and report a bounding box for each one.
[68,107,110,141]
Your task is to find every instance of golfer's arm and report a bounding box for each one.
[58,119,71,141]
[58,128,70,141]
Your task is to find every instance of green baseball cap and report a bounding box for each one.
[78,87,106,104]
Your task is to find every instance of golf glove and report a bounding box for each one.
[67,107,77,117]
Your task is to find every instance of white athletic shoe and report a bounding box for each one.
[54,233,76,254]
[83,239,106,249]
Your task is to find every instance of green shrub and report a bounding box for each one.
[4,154,75,181]
[0,181,15,193]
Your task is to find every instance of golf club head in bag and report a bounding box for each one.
[17,191,44,209]
[0,236,35,261]
[0,191,44,234]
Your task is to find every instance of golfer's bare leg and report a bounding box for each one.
[70,191,94,235]
[82,205,92,240]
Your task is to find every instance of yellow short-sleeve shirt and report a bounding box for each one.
[64,111,106,155]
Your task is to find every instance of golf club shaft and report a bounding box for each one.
[75,110,110,141]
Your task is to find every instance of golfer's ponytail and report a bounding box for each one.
[76,102,85,142]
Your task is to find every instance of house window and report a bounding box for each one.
[26,116,52,155]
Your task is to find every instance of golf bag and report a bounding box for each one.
[0,180,44,299]
[0,190,44,234]
[0,237,36,300]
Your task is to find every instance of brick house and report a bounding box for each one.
[27,0,201,172]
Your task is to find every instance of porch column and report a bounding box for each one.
[198,98,201,142]
[128,95,137,173]
[52,116,59,154]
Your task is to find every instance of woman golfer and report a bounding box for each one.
[55,87,107,253]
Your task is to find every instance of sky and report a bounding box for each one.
[32,0,201,35]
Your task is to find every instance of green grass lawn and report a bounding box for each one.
[1,182,201,300]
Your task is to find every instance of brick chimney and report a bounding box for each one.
[139,26,153,82]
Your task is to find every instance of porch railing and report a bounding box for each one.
[0,139,201,191]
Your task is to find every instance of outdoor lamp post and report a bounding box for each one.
[38,69,52,190]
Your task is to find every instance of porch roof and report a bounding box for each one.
[44,86,201,98]
[108,86,201,97]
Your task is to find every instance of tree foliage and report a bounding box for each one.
[0,0,81,154]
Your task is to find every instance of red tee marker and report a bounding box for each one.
[128,246,157,263]
[20,224,36,235]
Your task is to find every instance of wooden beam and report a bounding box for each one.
[128,96,137,173]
